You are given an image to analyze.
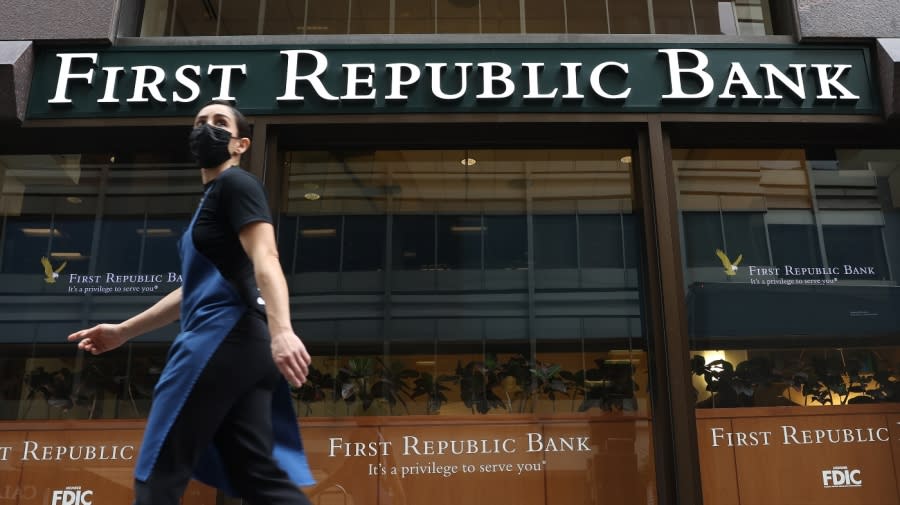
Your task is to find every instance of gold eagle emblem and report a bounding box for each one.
[715,249,742,276]
[41,256,67,284]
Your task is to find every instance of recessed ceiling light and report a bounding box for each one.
[304,192,321,201]
[66,196,83,204]
[620,155,632,164]
[461,157,477,166]
[137,228,174,237]
[301,228,337,237]
[50,252,88,260]
[22,228,61,237]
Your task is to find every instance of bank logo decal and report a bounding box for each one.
[51,486,93,505]
[714,249,742,276]
[40,256,67,284]
[821,466,862,488]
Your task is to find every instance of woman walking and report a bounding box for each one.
[67,100,314,505]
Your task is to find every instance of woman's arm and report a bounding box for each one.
[239,221,311,387]
[67,287,182,354]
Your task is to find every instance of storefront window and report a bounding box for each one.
[681,149,900,505]
[677,148,900,407]
[277,148,647,418]
[277,147,654,504]
[138,0,786,36]
[0,152,195,419]
[690,346,900,408]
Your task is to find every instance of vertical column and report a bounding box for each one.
[637,119,702,505]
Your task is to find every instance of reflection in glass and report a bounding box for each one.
[138,0,782,35]
[297,216,342,273]
[484,215,527,270]
[437,215,481,270]
[262,0,305,35]
[305,0,349,35]
[823,225,889,281]
[524,0,565,33]
[534,215,577,269]
[437,0,479,33]
[769,223,822,271]
[393,215,436,270]
[0,151,192,416]
[97,218,143,273]
[690,346,900,408]
[0,342,172,421]
[654,0,696,33]
[350,0,390,33]
[678,148,900,346]
[343,215,386,271]
[279,148,644,420]
[396,0,435,33]
[219,0,261,36]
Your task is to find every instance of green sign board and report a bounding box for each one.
[26,43,879,118]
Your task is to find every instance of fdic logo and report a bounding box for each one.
[51,486,93,505]
[822,466,862,488]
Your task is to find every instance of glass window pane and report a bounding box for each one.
[343,215,385,271]
[694,0,725,34]
[306,0,349,35]
[566,0,609,33]
[580,214,624,268]
[298,216,341,272]
[608,0,650,33]
[277,215,299,273]
[437,0,479,33]
[682,212,723,268]
[823,225,889,280]
[278,147,643,431]
[393,215,436,270]
[690,346,900,408]
[437,215,481,270]
[219,0,261,35]
[723,212,768,266]
[2,217,54,274]
[170,0,218,36]
[769,223,821,269]
[534,215,577,269]
[140,0,173,36]
[481,0,521,33]
[142,218,185,274]
[484,215,527,269]
[262,0,305,35]
[350,0,389,33]
[96,218,142,274]
[653,0,695,33]
[524,0,565,33]
[679,148,900,346]
[397,0,435,33]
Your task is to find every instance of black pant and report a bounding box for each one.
[134,315,311,505]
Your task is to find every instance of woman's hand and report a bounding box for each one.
[270,330,311,387]
[67,323,129,355]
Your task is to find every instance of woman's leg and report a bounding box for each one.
[133,317,263,505]
[213,380,312,505]
[212,330,312,505]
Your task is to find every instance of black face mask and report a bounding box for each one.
[188,123,234,169]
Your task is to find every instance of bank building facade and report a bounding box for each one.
[1,1,900,504]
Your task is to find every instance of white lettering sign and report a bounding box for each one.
[822,466,863,488]
[45,48,864,109]
[51,487,93,505]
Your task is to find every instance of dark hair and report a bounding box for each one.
[198,99,252,139]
